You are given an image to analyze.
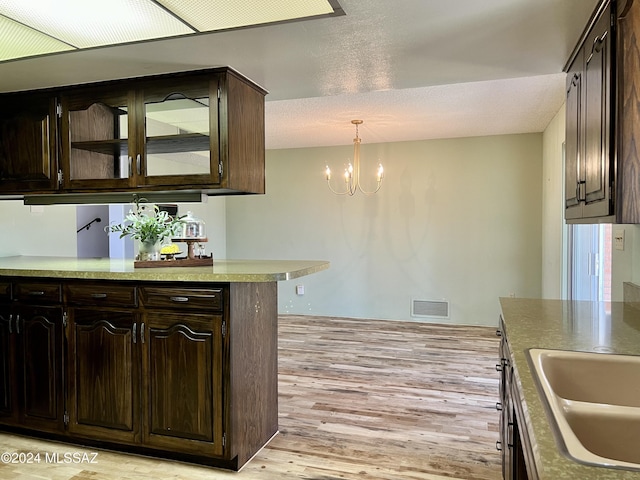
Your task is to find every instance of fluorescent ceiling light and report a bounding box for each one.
[157,0,335,32]
[0,14,74,61]
[0,0,193,49]
[0,0,339,63]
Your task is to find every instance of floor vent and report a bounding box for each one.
[411,299,449,318]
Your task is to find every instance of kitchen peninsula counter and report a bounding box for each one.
[500,297,640,480]
[0,256,328,471]
[0,255,329,282]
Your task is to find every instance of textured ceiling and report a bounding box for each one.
[0,0,600,149]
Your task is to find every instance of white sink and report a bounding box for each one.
[527,348,640,470]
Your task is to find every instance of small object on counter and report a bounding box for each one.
[179,211,206,239]
[161,244,180,255]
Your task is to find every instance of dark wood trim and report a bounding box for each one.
[564,0,613,72]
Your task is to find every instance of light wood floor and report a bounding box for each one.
[0,315,501,480]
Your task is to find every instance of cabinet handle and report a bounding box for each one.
[8,314,12,334]
[496,441,502,452]
[496,363,503,372]
[496,402,503,411]
[27,291,45,296]
[133,323,137,344]
[586,31,608,64]
[495,329,502,337]
[90,293,108,299]
[15,314,20,334]
[128,156,133,177]
[141,323,145,344]
[571,72,580,88]
[170,296,189,303]
[136,154,141,176]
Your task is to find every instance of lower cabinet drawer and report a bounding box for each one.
[140,287,223,311]
[65,283,137,307]
[14,282,61,304]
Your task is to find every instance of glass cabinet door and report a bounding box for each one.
[139,77,219,186]
[60,89,133,190]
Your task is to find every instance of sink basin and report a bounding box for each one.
[527,349,640,470]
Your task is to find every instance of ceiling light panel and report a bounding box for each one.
[0,0,194,49]
[156,0,335,32]
[0,14,74,61]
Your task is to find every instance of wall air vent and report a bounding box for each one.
[411,299,449,318]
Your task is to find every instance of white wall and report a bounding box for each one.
[226,134,543,326]
[0,197,227,259]
[0,202,77,256]
[541,105,567,299]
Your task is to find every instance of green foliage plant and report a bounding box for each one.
[105,199,184,245]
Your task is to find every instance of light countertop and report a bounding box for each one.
[0,256,329,283]
[500,297,640,480]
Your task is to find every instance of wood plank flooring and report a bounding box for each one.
[0,315,501,480]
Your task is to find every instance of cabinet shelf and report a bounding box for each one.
[71,133,210,157]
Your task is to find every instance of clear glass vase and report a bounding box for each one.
[138,239,161,261]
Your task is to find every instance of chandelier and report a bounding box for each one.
[325,120,384,195]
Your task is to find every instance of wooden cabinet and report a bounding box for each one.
[0,277,277,471]
[0,282,15,423]
[59,87,134,191]
[67,307,140,444]
[497,317,536,480]
[15,305,65,432]
[139,286,224,456]
[141,311,223,456]
[0,93,59,194]
[0,67,265,197]
[56,68,265,195]
[565,1,614,221]
[0,281,64,433]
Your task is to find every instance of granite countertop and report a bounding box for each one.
[500,297,640,480]
[0,256,329,282]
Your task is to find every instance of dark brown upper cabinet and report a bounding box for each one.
[565,0,614,222]
[0,67,266,198]
[0,93,59,193]
[565,0,640,224]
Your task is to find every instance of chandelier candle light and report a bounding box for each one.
[325,119,384,195]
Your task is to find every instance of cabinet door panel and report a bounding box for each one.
[60,89,134,190]
[142,312,223,455]
[582,8,612,216]
[0,96,57,193]
[0,309,17,423]
[139,76,220,187]
[565,60,583,216]
[18,307,64,432]
[69,309,139,443]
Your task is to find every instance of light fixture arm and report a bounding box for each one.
[325,120,384,196]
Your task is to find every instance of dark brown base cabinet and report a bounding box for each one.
[497,317,537,480]
[0,278,278,471]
